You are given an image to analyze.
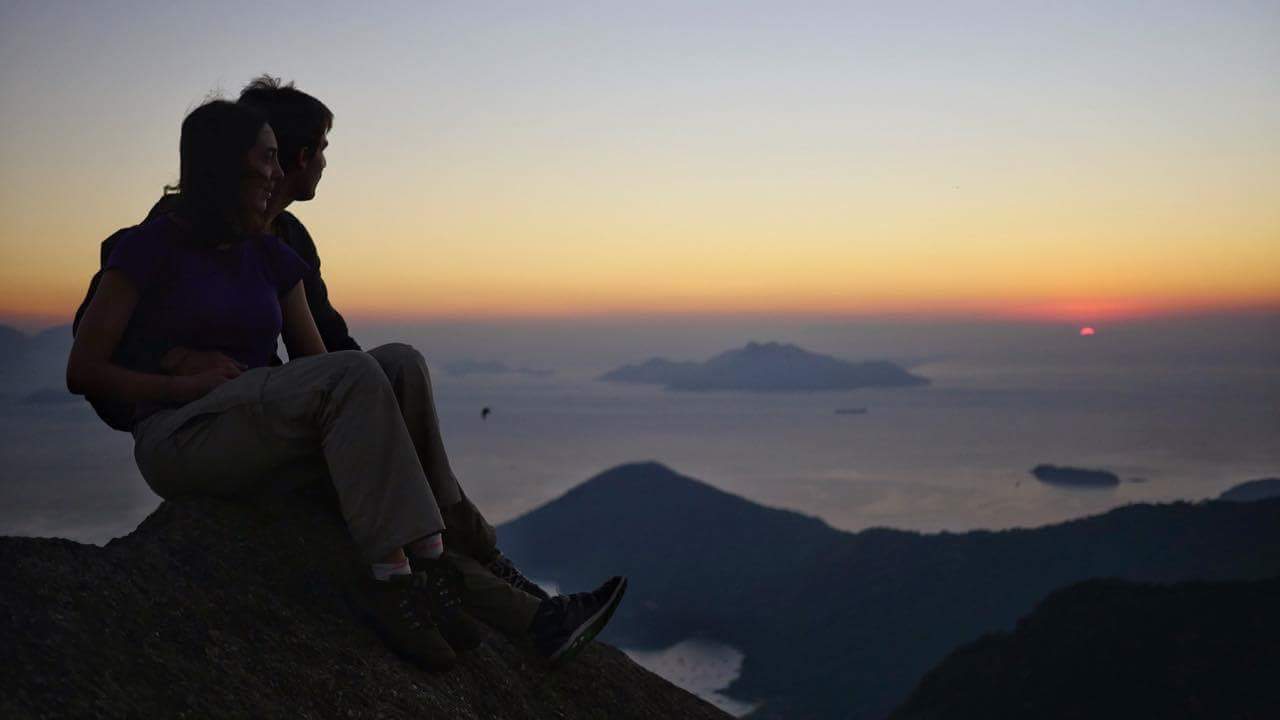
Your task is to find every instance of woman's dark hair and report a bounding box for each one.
[174,99,269,246]
[238,75,332,172]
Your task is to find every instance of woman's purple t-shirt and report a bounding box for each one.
[106,214,312,409]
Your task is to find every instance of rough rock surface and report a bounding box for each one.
[0,488,730,719]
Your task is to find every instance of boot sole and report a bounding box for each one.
[549,577,628,665]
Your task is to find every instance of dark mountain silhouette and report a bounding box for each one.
[1031,464,1121,488]
[598,341,928,392]
[0,490,729,720]
[891,576,1280,719]
[1219,477,1280,502]
[0,323,73,396]
[0,324,24,365]
[497,462,1280,720]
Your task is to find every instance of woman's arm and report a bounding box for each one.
[280,280,327,359]
[67,269,233,404]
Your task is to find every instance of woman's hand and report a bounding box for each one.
[162,348,246,378]
[169,370,234,403]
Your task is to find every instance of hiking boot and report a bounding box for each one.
[530,576,628,665]
[359,576,456,671]
[487,552,552,601]
[407,556,485,653]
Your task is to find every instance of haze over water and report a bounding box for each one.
[3,313,1276,544]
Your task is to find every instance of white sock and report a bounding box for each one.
[371,558,412,582]
[408,532,444,560]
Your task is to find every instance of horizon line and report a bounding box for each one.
[6,301,1279,335]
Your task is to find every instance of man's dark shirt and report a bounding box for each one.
[73,194,361,430]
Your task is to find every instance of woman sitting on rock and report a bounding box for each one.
[66,99,625,671]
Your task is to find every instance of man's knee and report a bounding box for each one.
[322,349,387,385]
[367,342,431,379]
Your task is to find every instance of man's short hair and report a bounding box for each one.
[238,75,333,172]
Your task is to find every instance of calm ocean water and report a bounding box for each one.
[2,355,1277,543]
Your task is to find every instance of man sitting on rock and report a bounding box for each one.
[73,76,625,669]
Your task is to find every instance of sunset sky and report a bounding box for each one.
[1,1,1277,329]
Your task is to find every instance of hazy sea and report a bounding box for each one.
[5,353,1278,544]
[3,316,1277,714]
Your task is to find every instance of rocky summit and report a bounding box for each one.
[0,486,728,720]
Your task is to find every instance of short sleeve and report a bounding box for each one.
[104,221,172,294]
[258,235,314,297]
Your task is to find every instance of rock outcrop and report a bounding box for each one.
[0,488,729,719]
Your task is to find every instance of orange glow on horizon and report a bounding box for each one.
[327,294,1280,326]
[3,286,1278,332]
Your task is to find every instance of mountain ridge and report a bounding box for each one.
[890,575,1280,718]
[498,462,1280,719]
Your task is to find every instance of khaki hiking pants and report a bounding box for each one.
[132,347,539,635]
[367,343,499,564]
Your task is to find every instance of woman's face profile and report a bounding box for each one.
[240,123,284,220]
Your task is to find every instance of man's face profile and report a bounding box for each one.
[295,132,329,202]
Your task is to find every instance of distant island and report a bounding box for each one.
[598,341,928,392]
[835,408,868,415]
[1031,464,1121,488]
[443,359,553,378]
[1219,477,1280,503]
